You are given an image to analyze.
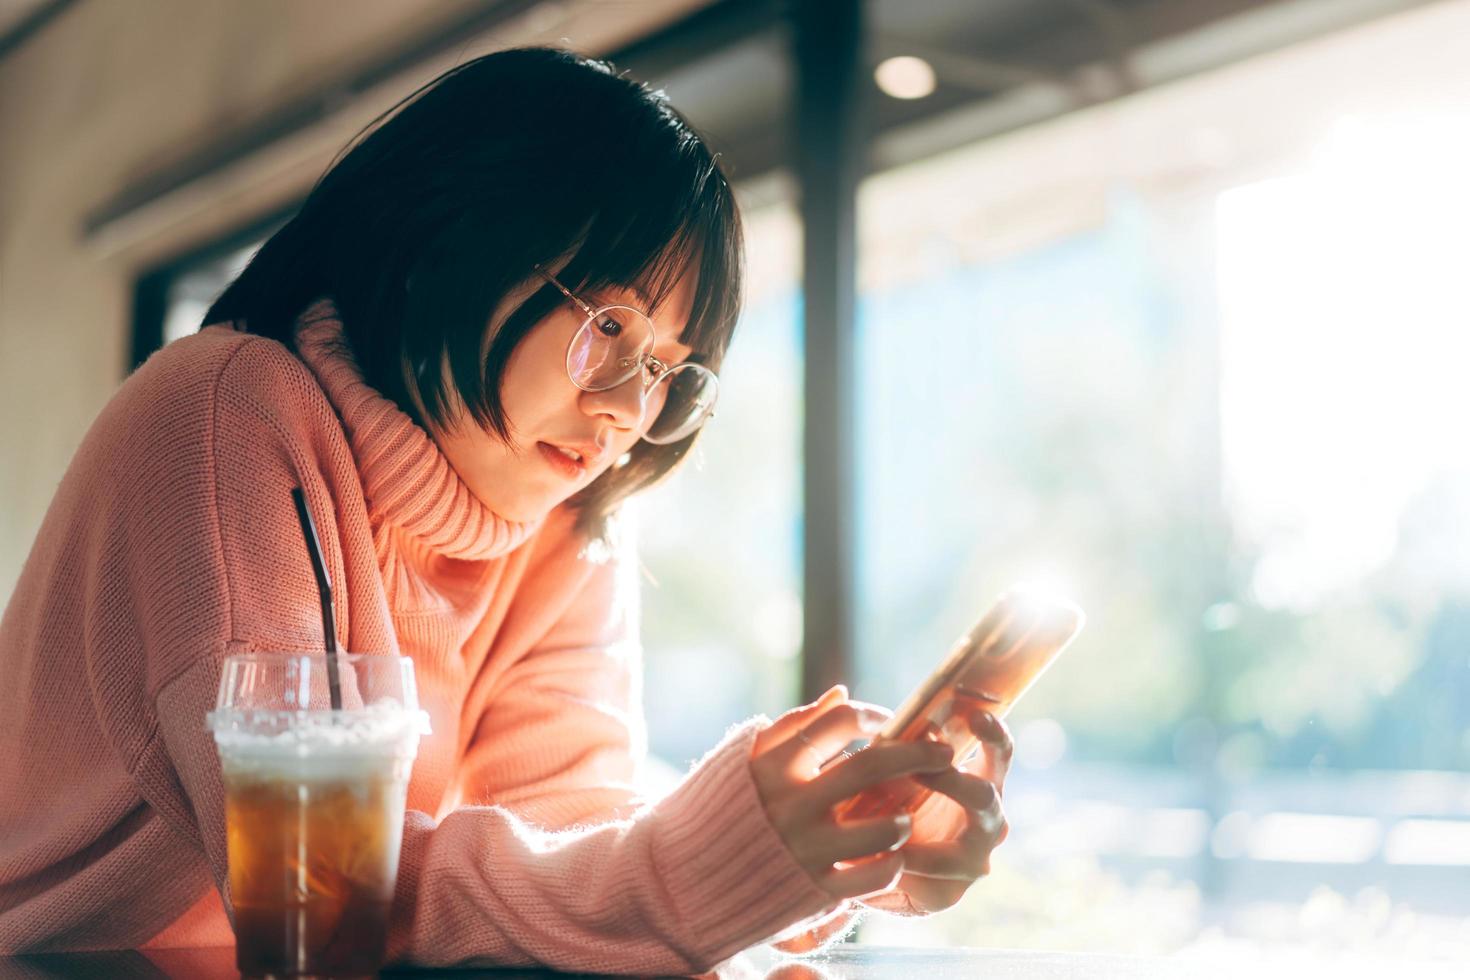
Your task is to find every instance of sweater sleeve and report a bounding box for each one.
[388,721,844,972]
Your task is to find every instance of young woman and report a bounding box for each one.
[0,48,1010,973]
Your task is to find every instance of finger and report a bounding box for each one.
[905,772,1008,879]
[902,777,972,842]
[968,711,1014,792]
[771,700,892,776]
[764,687,846,740]
[912,769,1003,832]
[802,813,912,867]
[804,739,954,812]
[972,711,1014,762]
[757,685,847,751]
[875,873,969,915]
[817,850,906,901]
[891,829,1003,880]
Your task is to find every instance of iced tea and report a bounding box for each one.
[209,653,428,980]
[223,760,410,978]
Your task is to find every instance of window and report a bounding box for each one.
[637,198,804,766]
[853,3,1470,954]
[159,242,260,346]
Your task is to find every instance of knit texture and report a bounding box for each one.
[0,300,851,973]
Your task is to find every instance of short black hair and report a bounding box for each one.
[206,47,743,540]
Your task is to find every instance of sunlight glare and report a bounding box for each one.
[1216,112,1470,609]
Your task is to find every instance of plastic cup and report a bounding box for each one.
[207,653,430,979]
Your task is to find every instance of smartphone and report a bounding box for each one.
[833,585,1085,823]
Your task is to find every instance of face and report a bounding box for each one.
[428,266,699,523]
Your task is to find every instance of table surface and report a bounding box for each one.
[0,943,1458,980]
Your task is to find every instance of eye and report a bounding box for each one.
[595,313,624,339]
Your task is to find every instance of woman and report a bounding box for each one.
[0,48,1010,973]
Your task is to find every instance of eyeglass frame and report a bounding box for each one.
[533,265,719,442]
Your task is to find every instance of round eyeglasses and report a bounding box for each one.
[535,267,719,445]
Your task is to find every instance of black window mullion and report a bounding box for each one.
[793,0,866,702]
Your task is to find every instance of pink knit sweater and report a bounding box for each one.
[0,301,855,972]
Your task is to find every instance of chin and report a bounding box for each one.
[489,485,581,524]
[492,498,556,524]
[471,463,599,523]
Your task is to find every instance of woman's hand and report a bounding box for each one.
[750,688,1013,914]
[862,705,1013,915]
[749,686,958,901]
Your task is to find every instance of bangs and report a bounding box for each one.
[551,137,741,368]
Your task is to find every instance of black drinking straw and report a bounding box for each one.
[291,487,343,711]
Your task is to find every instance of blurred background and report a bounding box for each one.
[3,0,1468,963]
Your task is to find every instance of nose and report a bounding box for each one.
[579,370,649,432]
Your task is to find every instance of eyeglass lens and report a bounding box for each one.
[568,307,718,444]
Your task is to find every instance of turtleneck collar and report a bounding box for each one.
[292,299,543,562]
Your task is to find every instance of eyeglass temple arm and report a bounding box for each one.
[534,264,670,369]
[533,264,600,322]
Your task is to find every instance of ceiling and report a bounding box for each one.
[633,0,1445,186]
[52,0,1448,253]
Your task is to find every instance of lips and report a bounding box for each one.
[536,440,603,479]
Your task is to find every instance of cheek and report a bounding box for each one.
[498,332,577,433]
[498,375,559,436]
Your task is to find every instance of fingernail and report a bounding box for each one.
[892,813,913,846]
[858,711,887,733]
